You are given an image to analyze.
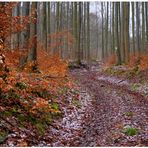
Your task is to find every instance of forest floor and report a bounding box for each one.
[0,63,148,146]
[68,66,148,146]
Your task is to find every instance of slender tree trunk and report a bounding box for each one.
[115,2,121,65]
[87,2,90,64]
[29,2,37,61]
[74,2,78,61]
[124,2,130,63]
[77,2,82,64]
[105,2,108,57]
[112,2,115,54]
[101,2,104,59]
[84,2,87,61]
[136,2,140,54]
[47,2,51,52]
[145,2,148,44]
[142,2,145,52]
[132,2,135,55]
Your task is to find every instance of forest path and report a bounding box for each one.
[70,68,148,146]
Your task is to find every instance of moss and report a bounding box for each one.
[17,114,27,122]
[27,116,37,124]
[35,122,46,135]
[2,111,13,117]
[15,82,27,90]
[42,114,52,124]
[1,107,19,117]
[0,131,8,144]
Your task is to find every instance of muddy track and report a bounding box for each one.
[71,70,148,146]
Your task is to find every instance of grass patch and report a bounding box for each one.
[123,127,138,136]
[51,103,59,110]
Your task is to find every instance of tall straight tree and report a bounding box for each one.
[112,2,115,53]
[74,2,78,61]
[29,2,37,61]
[115,2,121,65]
[136,2,140,54]
[145,2,148,44]
[105,2,109,57]
[43,2,47,50]
[142,2,145,52]
[101,2,104,59]
[19,2,30,66]
[124,2,130,62]
[86,2,90,64]
[83,2,87,60]
[121,2,125,62]
[132,2,135,54]
[47,2,50,52]
[77,2,82,64]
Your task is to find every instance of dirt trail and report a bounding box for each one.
[70,69,148,146]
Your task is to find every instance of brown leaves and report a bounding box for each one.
[0,2,35,47]
[17,140,28,147]
[104,54,117,68]
[129,53,148,71]
[37,49,68,78]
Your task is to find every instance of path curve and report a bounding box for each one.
[71,69,148,146]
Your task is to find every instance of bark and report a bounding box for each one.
[115,2,121,65]
[132,2,135,54]
[142,2,145,52]
[87,2,90,64]
[124,2,130,62]
[136,2,140,54]
[112,2,115,54]
[101,2,104,59]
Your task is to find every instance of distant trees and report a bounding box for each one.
[1,2,148,67]
[101,2,148,65]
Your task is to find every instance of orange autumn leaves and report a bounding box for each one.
[30,97,60,114]
[129,54,148,71]
[37,49,68,77]
[0,2,36,43]
[104,53,148,71]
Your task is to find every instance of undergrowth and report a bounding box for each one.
[0,49,77,145]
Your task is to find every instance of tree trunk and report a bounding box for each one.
[136,2,140,54]
[101,2,104,59]
[105,2,108,57]
[29,2,37,61]
[86,2,90,64]
[112,2,115,54]
[124,2,130,63]
[132,2,135,55]
[142,2,145,52]
[115,2,121,65]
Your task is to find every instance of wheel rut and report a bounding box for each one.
[70,70,148,146]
